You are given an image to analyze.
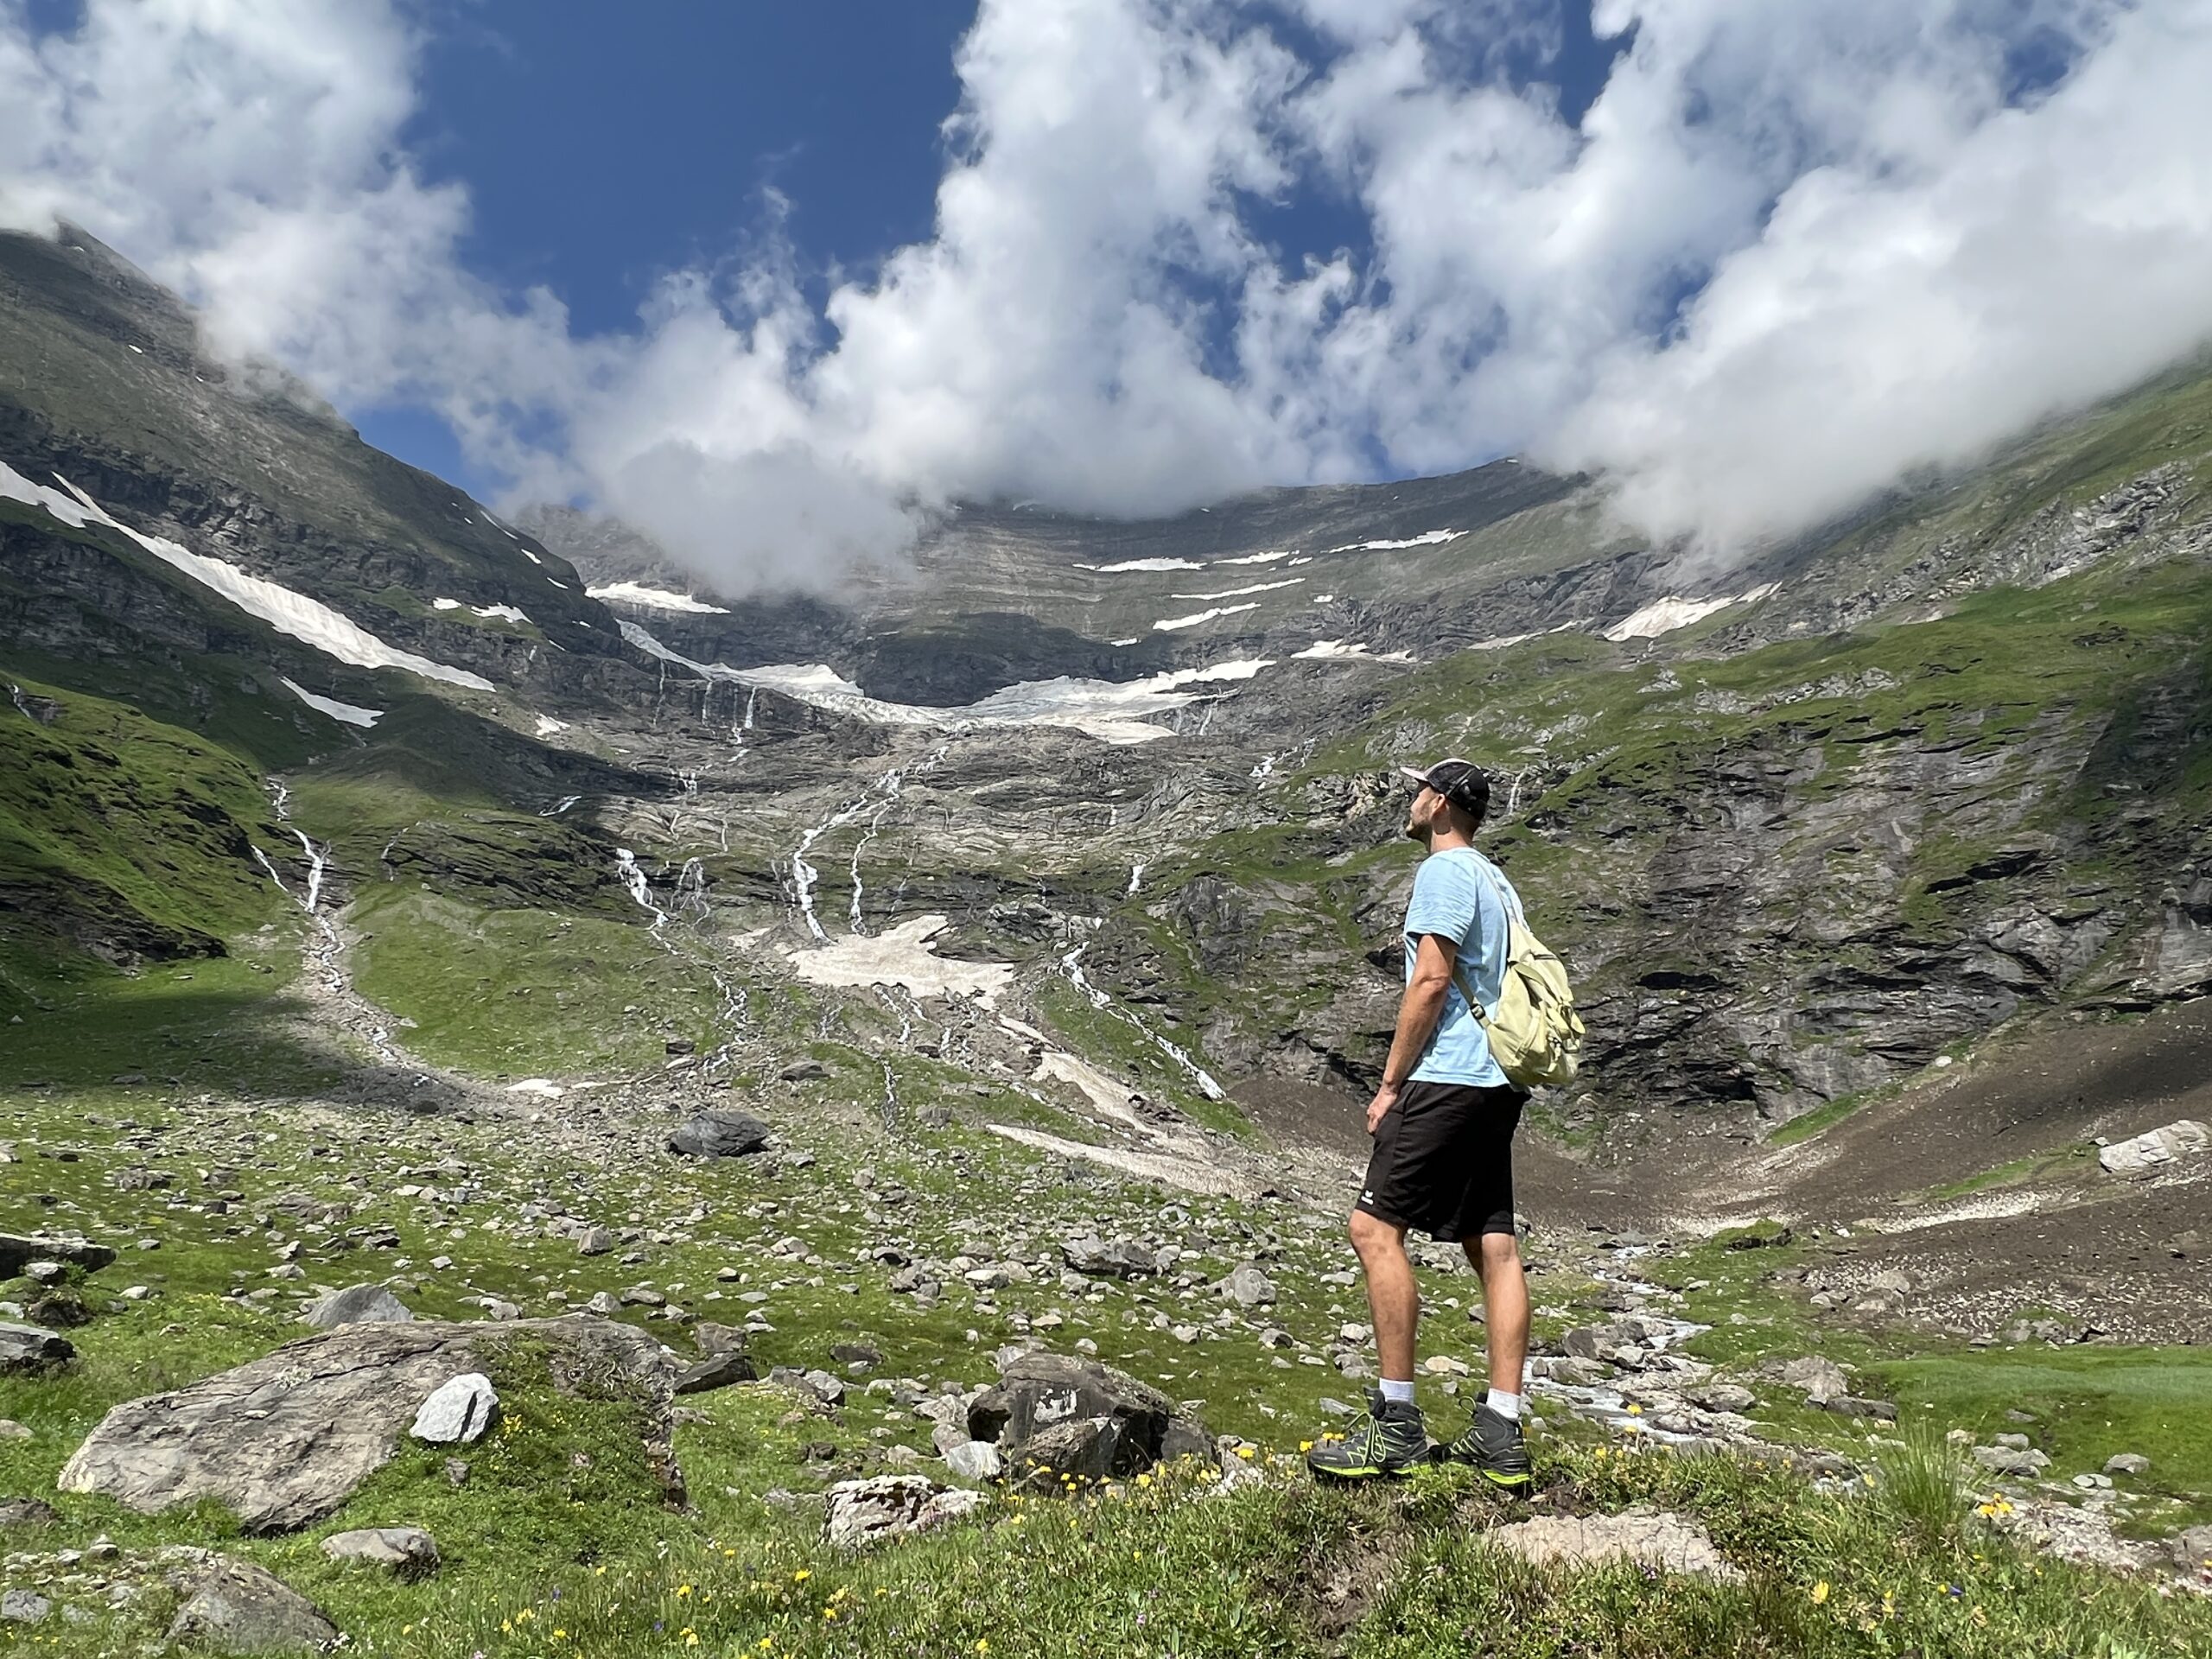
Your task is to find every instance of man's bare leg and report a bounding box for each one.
[1465,1230,1529,1401]
[1350,1209,1420,1382]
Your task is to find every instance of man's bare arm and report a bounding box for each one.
[1367,932,1459,1131]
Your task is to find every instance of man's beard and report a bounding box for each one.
[1402,811,1425,843]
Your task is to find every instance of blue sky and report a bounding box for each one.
[358,1,1628,493]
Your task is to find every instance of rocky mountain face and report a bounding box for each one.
[3,220,2209,1162]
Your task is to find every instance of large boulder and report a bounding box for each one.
[163,1551,338,1653]
[666,1111,770,1159]
[1060,1236,1157,1279]
[823,1476,986,1549]
[0,1323,74,1374]
[2099,1121,2209,1178]
[302,1284,414,1330]
[0,1235,116,1280]
[321,1526,440,1580]
[966,1351,1207,1482]
[57,1316,677,1533]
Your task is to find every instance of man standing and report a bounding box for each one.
[1306,758,1534,1490]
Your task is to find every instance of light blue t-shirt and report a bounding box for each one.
[1403,847,1524,1088]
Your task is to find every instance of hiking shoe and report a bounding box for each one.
[1445,1402,1534,1491]
[1306,1390,1429,1481]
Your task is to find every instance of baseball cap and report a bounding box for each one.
[1398,757,1490,814]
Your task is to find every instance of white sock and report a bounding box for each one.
[1380,1378,1416,1407]
[1486,1389,1523,1421]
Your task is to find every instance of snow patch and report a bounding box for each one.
[1,462,493,690]
[1211,549,1295,567]
[1325,529,1462,553]
[1153,601,1261,632]
[1075,556,1205,573]
[587,581,731,614]
[435,598,530,624]
[533,715,569,737]
[505,1078,564,1097]
[1289,639,1410,663]
[1601,585,1779,643]
[1168,577,1303,601]
[279,678,382,728]
[783,914,1014,1003]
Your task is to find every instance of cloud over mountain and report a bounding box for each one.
[6,0,2212,588]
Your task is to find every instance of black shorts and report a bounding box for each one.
[1355,1079,1524,1242]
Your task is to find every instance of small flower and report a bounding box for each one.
[1235,1445,1255,1459]
[1810,1581,1831,1605]
[676,1584,693,1599]
[793,1569,811,1583]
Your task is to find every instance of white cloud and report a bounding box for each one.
[4,0,2212,587]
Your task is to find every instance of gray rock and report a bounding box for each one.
[1689,1382,1757,1414]
[58,1317,674,1532]
[693,1322,749,1357]
[2105,1452,2151,1476]
[164,1553,338,1652]
[779,1059,829,1083]
[944,1440,1004,1481]
[1776,1357,1850,1404]
[320,1526,440,1579]
[2099,1120,2209,1177]
[410,1374,499,1444]
[0,1497,60,1527]
[823,1475,985,1548]
[0,1235,116,1279]
[1487,1509,1744,1583]
[1217,1264,1277,1306]
[576,1227,617,1256]
[1007,1416,1131,1488]
[676,1352,757,1395]
[666,1111,770,1159]
[0,1322,74,1373]
[1059,1236,1158,1280]
[0,1419,28,1439]
[1,1590,49,1624]
[967,1351,1201,1480]
[1818,1395,1898,1421]
[2171,1524,2212,1572]
[302,1284,413,1330]
[1970,1445,2050,1477]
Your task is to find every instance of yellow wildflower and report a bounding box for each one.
[1235,1446,1255,1460]
[1811,1581,1831,1605]
[793,1569,810,1582]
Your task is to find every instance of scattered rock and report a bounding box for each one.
[2170,1524,2212,1572]
[0,1235,116,1279]
[1689,1382,1756,1414]
[1060,1236,1158,1280]
[823,1476,985,1549]
[967,1351,1203,1482]
[576,1227,617,1257]
[666,1111,771,1159]
[779,1060,829,1083]
[676,1352,757,1395]
[164,1552,339,1653]
[1,1590,50,1624]
[0,1497,60,1527]
[1971,1445,2051,1477]
[58,1317,675,1532]
[410,1374,499,1445]
[1774,1357,1850,1405]
[2105,1452,2151,1476]
[944,1440,1005,1482]
[0,1322,74,1373]
[320,1526,441,1580]
[1818,1395,1898,1421]
[302,1284,414,1330]
[2098,1120,2209,1178]
[1217,1264,1277,1306]
[1487,1509,1743,1582]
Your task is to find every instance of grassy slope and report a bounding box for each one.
[3,1087,2209,1656]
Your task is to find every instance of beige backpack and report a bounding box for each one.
[1452,863,1584,1090]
